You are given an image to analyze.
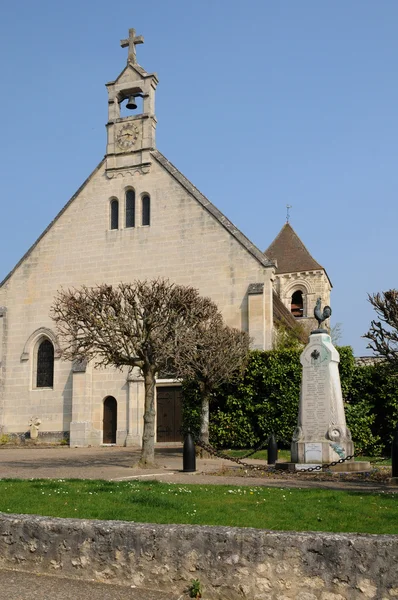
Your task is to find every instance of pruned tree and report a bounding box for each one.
[364,290,398,367]
[50,280,218,465]
[175,313,251,446]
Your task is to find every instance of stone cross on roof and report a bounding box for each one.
[120,28,144,65]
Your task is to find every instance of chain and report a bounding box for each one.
[296,448,364,472]
[196,439,366,474]
[196,440,277,473]
[240,436,272,459]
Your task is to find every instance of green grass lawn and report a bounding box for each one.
[226,449,392,465]
[0,479,396,534]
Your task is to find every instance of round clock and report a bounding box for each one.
[116,123,139,149]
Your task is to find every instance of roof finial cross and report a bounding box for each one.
[286,204,292,223]
[120,28,144,65]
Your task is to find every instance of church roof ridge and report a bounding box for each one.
[265,222,329,276]
[151,150,275,270]
[0,159,105,289]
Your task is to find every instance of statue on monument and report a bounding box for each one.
[313,297,332,330]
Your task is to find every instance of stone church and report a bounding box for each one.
[0,29,331,447]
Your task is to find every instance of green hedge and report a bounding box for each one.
[182,347,398,456]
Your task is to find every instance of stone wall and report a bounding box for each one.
[0,513,397,599]
[0,156,274,441]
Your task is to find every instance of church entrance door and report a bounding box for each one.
[103,396,117,444]
[156,387,182,443]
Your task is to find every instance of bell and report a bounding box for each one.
[126,95,138,110]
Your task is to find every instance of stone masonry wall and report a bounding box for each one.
[0,513,397,599]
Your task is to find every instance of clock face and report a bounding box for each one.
[116,123,139,149]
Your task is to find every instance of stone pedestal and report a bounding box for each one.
[291,332,354,466]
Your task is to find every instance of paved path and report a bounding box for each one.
[0,445,395,492]
[0,569,182,600]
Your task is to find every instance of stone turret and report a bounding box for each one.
[265,223,332,333]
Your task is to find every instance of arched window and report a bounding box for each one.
[142,194,150,226]
[291,290,304,318]
[36,339,54,388]
[110,199,119,230]
[125,189,135,228]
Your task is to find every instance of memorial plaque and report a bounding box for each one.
[304,442,322,462]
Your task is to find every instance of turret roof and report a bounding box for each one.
[265,223,325,275]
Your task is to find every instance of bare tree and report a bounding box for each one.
[330,322,343,345]
[364,290,398,367]
[51,280,218,465]
[175,313,250,445]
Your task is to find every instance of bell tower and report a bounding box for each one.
[105,28,158,178]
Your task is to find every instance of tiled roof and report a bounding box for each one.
[265,223,324,274]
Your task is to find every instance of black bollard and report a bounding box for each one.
[392,425,398,479]
[183,433,196,472]
[267,433,278,465]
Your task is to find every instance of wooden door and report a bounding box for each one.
[103,396,117,443]
[156,387,182,442]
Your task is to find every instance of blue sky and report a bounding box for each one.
[0,1,397,355]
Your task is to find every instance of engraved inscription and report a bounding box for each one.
[302,363,330,438]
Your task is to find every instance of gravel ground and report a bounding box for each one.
[0,444,395,492]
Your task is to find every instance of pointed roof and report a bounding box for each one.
[265,223,327,275]
[105,61,158,87]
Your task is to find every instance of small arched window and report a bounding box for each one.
[36,339,54,388]
[125,189,135,228]
[110,199,119,230]
[291,290,304,318]
[142,194,150,226]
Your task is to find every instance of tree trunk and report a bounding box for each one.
[140,368,157,466]
[199,393,210,445]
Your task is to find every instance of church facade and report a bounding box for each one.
[0,29,330,446]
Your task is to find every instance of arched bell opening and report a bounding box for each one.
[103,396,117,444]
[291,290,304,318]
[119,95,144,117]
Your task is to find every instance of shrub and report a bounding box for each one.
[182,346,398,456]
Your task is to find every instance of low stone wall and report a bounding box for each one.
[0,431,69,445]
[0,513,397,599]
